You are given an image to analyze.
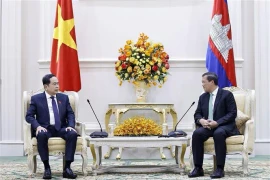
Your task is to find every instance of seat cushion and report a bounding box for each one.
[32,137,83,146]
[204,135,244,145]
[204,144,244,154]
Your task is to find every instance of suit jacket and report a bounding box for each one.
[194,88,239,135]
[26,92,75,130]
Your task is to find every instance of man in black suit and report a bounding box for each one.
[26,74,77,179]
[188,72,239,179]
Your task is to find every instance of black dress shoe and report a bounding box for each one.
[43,168,51,179]
[63,168,77,179]
[188,167,204,178]
[210,168,225,179]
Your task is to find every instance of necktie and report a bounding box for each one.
[50,96,61,130]
[208,93,213,120]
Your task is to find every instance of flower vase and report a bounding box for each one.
[134,81,149,103]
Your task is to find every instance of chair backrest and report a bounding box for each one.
[223,86,255,133]
[23,89,79,123]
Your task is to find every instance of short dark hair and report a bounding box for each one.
[202,72,218,85]
[42,74,56,85]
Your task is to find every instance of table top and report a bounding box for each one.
[87,136,190,147]
[108,103,174,105]
[87,136,189,141]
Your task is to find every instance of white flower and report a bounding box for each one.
[137,56,140,59]
[142,54,145,56]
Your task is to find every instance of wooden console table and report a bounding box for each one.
[104,103,178,159]
[87,136,190,175]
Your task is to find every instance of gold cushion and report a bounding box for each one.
[236,110,250,134]
[31,137,83,146]
[204,135,244,145]
[204,144,244,153]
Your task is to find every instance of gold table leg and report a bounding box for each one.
[105,109,112,132]
[179,144,187,175]
[104,147,113,159]
[175,144,187,175]
[90,144,97,168]
[116,147,123,160]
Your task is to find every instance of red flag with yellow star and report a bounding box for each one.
[50,0,81,92]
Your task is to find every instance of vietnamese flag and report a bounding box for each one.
[50,0,81,92]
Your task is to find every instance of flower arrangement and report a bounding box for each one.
[115,33,170,87]
[114,116,162,136]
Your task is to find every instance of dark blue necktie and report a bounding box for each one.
[50,96,61,130]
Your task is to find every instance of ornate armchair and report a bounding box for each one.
[189,87,255,175]
[23,90,88,176]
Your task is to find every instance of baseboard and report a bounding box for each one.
[0,141,24,156]
[254,140,270,155]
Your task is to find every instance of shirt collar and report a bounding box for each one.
[45,91,56,99]
[211,87,219,96]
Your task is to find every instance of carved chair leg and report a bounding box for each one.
[213,155,217,171]
[189,147,194,172]
[242,152,249,176]
[33,155,37,173]
[81,151,88,176]
[27,154,35,176]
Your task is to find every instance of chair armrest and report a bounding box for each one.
[23,121,33,155]
[75,121,87,149]
[243,119,254,154]
[75,121,86,137]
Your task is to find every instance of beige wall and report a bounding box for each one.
[1,0,268,156]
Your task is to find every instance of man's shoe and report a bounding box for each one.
[188,167,204,178]
[210,168,225,179]
[43,168,51,179]
[63,168,77,179]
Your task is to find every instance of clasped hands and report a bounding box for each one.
[199,118,218,130]
[36,126,77,136]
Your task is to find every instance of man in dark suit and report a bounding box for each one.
[26,74,77,179]
[188,72,239,179]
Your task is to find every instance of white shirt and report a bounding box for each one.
[45,91,59,125]
[211,87,219,108]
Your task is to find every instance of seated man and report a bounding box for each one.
[188,72,239,179]
[26,74,78,179]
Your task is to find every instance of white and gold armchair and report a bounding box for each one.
[189,87,255,175]
[23,90,88,176]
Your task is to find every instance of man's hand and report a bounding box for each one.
[207,120,219,129]
[199,119,210,129]
[66,127,77,132]
[36,126,47,136]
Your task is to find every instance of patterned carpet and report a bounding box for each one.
[0,156,269,180]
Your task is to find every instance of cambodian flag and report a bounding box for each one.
[206,0,237,88]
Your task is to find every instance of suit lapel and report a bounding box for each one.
[42,92,50,116]
[213,88,222,114]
